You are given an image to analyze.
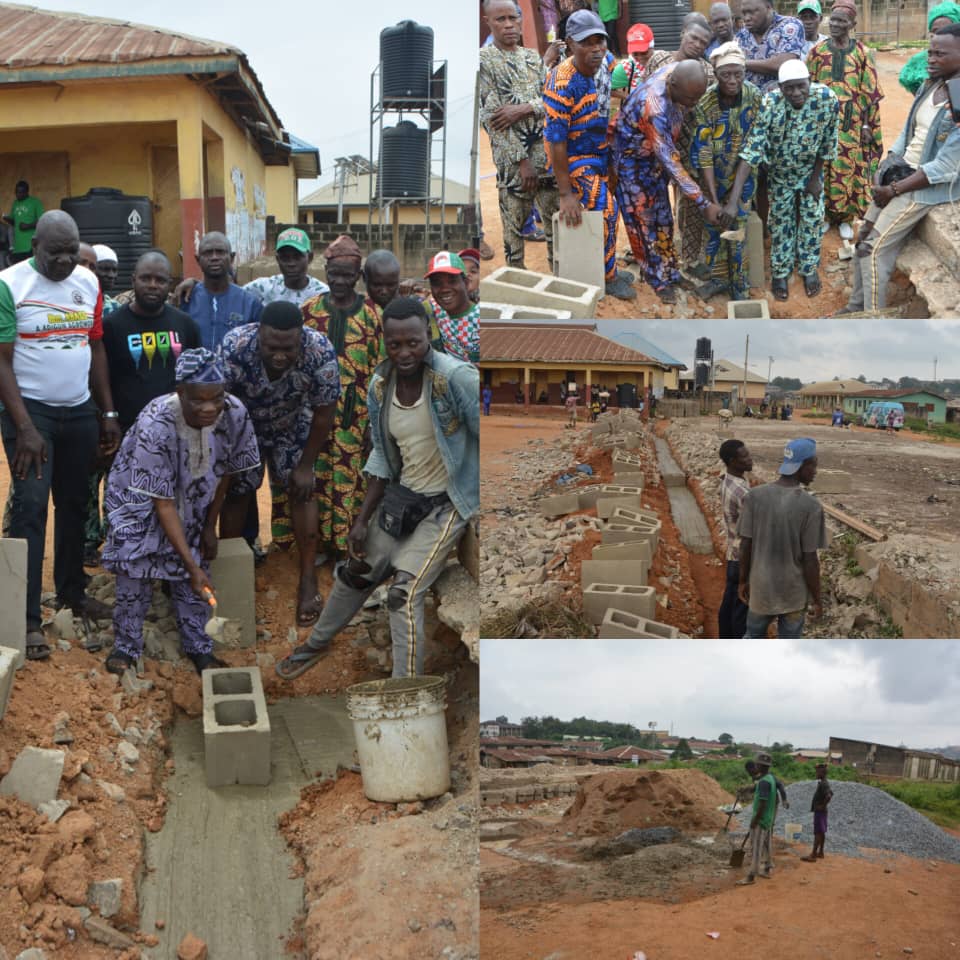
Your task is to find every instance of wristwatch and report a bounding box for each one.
[101,411,120,419]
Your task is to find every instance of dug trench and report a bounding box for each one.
[0,482,479,960]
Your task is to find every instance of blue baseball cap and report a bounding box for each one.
[565,9,607,42]
[779,438,817,475]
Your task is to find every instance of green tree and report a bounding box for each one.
[718,733,734,745]
[672,738,694,761]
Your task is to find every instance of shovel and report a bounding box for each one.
[722,798,740,833]
[729,831,749,868]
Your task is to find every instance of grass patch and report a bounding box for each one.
[480,598,595,639]
[904,416,960,441]
[879,780,960,830]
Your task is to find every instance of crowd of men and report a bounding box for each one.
[0,210,479,681]
[479,0,960,310]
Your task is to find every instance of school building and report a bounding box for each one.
[842,388,948,424]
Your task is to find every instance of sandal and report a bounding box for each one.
[654,286,677,304]
[189,652,227,675]
[803,272,821,297]
[26,629,51,661]
[105,650,137,675]
[275,642,331,680]
[771,277,789,301]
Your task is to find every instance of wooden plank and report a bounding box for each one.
[822,503,887,541]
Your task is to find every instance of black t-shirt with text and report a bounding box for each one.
[101,304,201,430]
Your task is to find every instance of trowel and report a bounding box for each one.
[202,586,228,641]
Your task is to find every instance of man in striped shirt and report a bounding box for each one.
[718,438,752,638]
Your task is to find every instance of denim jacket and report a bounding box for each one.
[365,348,480,520]
[886,79,960,206]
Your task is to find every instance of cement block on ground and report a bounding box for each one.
[620,432,643,450]
[597,484,643,502]
[552,210,606,290]
[590,540,653,565]
[576,486,602,510]
[611,506,660,526]
[480,266,601,319]
[582,584,657,624]
[581,558,648,589]
[596,435,626,448]
[0,746,64,809]
[591,422,612,440]
[809,469,852,494]
[726,299,770,320]
[597,609,682,638]
[0,538,27,668]
[538,492,580,518]
[0,645,18,720]
[208,539,255,648]
[202,667,271,787]
[747,210,765,287]
[478,302,573,320]
[612,450,643,465]
[597,496,644,519]
[601,522,661,549]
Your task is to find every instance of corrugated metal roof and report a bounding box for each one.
[846,388,946,401]
[0,3,239,68]
[480,322,665,366]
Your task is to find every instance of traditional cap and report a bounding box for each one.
[175,347,225,385]
[831,0,857,17]
[92,243,118,264]
[627,22,654,52]
[779,437,817,475]
[710,40,746,69]
[276,227,311,254]
[458,247,481,265]
[754,751,773,766]
[425,251,467,278]
[797,0,822,13]
[323,233,363,263]
[565,9,607,42]
[778,58,810,83]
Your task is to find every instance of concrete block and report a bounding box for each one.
[538,492,580,518]
[208,539,256,648]
[597,484,643,502]
[611,506,660,526]
[601,522,661,549]
[576,486,602,510]
[0,644,17,720]
[612,450,644,467]
[726,299,770,320]
[552,210,606,290]
[597,609,681,638]
[747,210,765,287]
[581,558,648,589]
[202,667,271,787]
[596,496,644,519]
[590,540,653,565]
[0,746,64,809]
[582,584,657,624]
[809,469,852,494]
[591,422,612,440]
[478,301,573,320]
[621,432,643,450]
[0,538,27,668]
[596,434,626,448]
[480,266,601,319]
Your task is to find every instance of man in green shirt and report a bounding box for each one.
[3,181,43,264]
[738,751,777,884]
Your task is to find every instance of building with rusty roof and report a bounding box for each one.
[479,321,684,409]
[0,3,319,281]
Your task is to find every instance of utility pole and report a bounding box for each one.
[742,335,749,412]
[934,356,938,383]
[767,355,774,387]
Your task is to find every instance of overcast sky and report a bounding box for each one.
[40,0,476,194]
[598,318,960,385]
[480,640,960,749]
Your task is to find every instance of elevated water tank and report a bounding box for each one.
[61,187,154,288]
[617,382,638,409]
[380,20,434,106]
[379,121,429,200]
[628,0,691,53]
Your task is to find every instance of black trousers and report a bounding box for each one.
[718,558,749,639]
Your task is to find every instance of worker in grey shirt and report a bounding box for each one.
[736,437,827,638]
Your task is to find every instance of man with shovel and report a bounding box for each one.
[737,751,778,884]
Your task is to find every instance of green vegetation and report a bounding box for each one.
[836,531,865,576]
[904,417,960,441]
[517,714,661,747]
[880,780,960,830]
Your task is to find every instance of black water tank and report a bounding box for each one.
[617,382,638,408]
[381,20,434,107]
[628,0,691,52]
[695,336,712,361]
[61,188,153,289]
[380,122,430,200]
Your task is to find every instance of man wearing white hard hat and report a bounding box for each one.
[725,58,839,301]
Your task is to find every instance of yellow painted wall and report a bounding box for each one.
[300,205,463,226]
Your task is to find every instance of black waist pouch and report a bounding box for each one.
[880,160,915,186]
[378,484,448,539]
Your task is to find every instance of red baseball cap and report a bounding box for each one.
[458,248,481,265]
[425,251,467,277]
[627,23,654,52]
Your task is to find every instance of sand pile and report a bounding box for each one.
[561,768,733,837]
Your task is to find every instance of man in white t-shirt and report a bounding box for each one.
[0,210,121,660]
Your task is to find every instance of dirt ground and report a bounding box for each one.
[479,49,921,319]
[480,768,960,960]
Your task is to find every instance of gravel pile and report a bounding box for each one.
[737,780,960,862]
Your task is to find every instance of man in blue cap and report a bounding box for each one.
[736,437,827,638]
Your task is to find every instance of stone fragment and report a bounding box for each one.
[38,799,70,823]
[87,878,123,918]
[117,742,140,764]
[0,747,65,809]
[177,932,208,960]
[84,915,135,949]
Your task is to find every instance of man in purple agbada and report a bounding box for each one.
[100,348,261,676]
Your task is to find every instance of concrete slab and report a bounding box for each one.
[208,539,255,648]
[0,538,27,668]
[582,584,657,624]
[480,266,601,318]
[552,210,606,290]
[478,302,573,320]
[653,437,687,488]
[139,695,356,960]
[597,609,681,638]
[0,746,64,809]
[0,644,17,720]
[538,492,580,518]
[581,558,648,589]
[202,668,271,787]
[664,487,714,555]
[590,540,653,565]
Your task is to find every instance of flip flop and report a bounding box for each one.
[296,594,323,627]
[25,629,51,661]
[275,642,331,680]
[105,650,137,675]
[803,273,821,297]
[772,278,789,301]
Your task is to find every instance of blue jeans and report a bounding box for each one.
[718,560,748,639]
[1,398,99,629]
[743,609,806,639]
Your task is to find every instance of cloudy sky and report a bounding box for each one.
[480,640,960,749]
[40,0,477,193]
[598,319,960,385]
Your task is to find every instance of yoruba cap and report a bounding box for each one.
[425,251,467,278]
[175,347,225,385]
[710,40,746,69]
[565,9,607,42]
[276,227,311,254]
[796,0,822,13]
[92,243,118,264]
[323,233,362,263]
[779,437,817,475]
[627,22,654,52]
[778,58,810,83]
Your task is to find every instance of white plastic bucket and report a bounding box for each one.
[346,676,450,803]
[785,822,803,841]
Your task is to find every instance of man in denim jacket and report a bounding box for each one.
[276,297,479,679]
[840,24,960,313]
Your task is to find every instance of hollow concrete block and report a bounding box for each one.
[581,558,648,589]
[202,667,271,787]
[612,450,643,466]
[590,539,653,565]
[208,539,256,648]
[480,266,601,319]
[611,506,660,526]
[538,492,580,518]
[596,496,644,519]
[552,210,606,290]
[0,538,27,668]
[597,609,681,639]
[478,302,573,320]
[583,584,657,625]
[576,486,602,510]
[0,645,17,720]
[601,523,660,549]
[726,299,770,320]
